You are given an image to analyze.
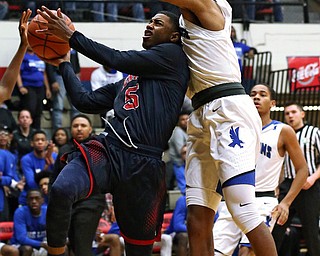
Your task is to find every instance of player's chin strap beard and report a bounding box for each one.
[101,116,138,149]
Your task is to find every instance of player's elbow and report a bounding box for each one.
[296,165,309,181]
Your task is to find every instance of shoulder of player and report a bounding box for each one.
[149,43,187,64]
[279,124,298,144]
[151,42,183,53]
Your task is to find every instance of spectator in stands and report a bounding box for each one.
[12,109,35,167]
[231,26,257,93]
[0,104,17,133]
[22,0,36,16]
[246,0,283,22]
[0,125,24,222]
[45,1,77,20]
[10,189,48,256]
[106,3,145,22]
[0,242,19,256]
[51,127,69,154]
[95,227,123,256]
[95,198,124,256]
[91,66,124,92]
[46,49,80,132]
[231,26,257,72]
[0,1,8,20]
[35,170,51,206]
[168,111,189,194]
[90,2,105,22]
[145,2,180,18]
[16,46,51,129]
[18,130,57,206]
[51,114,106,256]
[0,10,31,103]
[166,144,188,255]
[181,96,193,114]
[90,65,124,128]
[165,194,188,256]
[0,124,24,221]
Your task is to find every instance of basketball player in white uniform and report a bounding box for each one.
[161,0,278,255]
[213,84,308,256]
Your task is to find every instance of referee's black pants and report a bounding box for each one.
[272,179,320,256]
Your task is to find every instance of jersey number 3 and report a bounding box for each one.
[123,84,140,110]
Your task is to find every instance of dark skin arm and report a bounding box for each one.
[0,9,31,102]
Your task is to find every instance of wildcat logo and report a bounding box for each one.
[228,126,244,148]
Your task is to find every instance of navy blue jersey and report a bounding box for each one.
[61,31,189,150]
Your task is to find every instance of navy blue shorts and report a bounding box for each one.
[61,134,167,245]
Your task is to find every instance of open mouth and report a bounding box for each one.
[143,30,152,39]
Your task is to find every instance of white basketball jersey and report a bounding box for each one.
[255,120,285,191]
[179,0,241,99]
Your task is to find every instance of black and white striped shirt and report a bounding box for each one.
[284,124,320,179]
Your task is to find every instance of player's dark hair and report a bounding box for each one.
[71,114,92,127]
[27,188,43,198]
[179,109,191,116]
[251,83,276,100]
[284,101,304,111]
[158,11,180,32]
[264,84,276,100]
[35,170,52,185]
[32,130,47,140]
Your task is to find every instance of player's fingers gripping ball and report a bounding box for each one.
[27,10,75,60]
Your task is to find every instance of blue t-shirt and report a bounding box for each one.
[19,151,57,205]
[165,195,187,234]
[11,205,47,249]
[233,42,251,71]
[0,149,19,212]
[20,52,46,87]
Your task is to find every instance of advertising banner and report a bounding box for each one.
[287,56,320,91]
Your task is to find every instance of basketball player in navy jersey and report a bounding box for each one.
[213,84,308,256]
[0,9,31,103]
[36,7,189,256]
[160,0,277,255]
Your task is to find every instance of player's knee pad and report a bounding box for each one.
[223,184,262,234]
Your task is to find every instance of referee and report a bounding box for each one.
[272,102,320,255]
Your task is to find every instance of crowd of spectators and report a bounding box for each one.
[2,0,285,22]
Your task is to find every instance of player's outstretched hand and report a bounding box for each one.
[19,9,32,48]
[36,6,74,42]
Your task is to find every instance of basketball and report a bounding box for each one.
[27,11,75,60]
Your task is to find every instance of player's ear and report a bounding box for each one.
[170,32,180,44]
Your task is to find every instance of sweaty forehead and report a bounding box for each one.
[285,105,299,112]
[252,84,268,91]
[152,13,170,23]
[72,117,90,126]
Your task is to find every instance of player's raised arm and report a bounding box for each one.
[161,0,225,30]
[0,9,31,102]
